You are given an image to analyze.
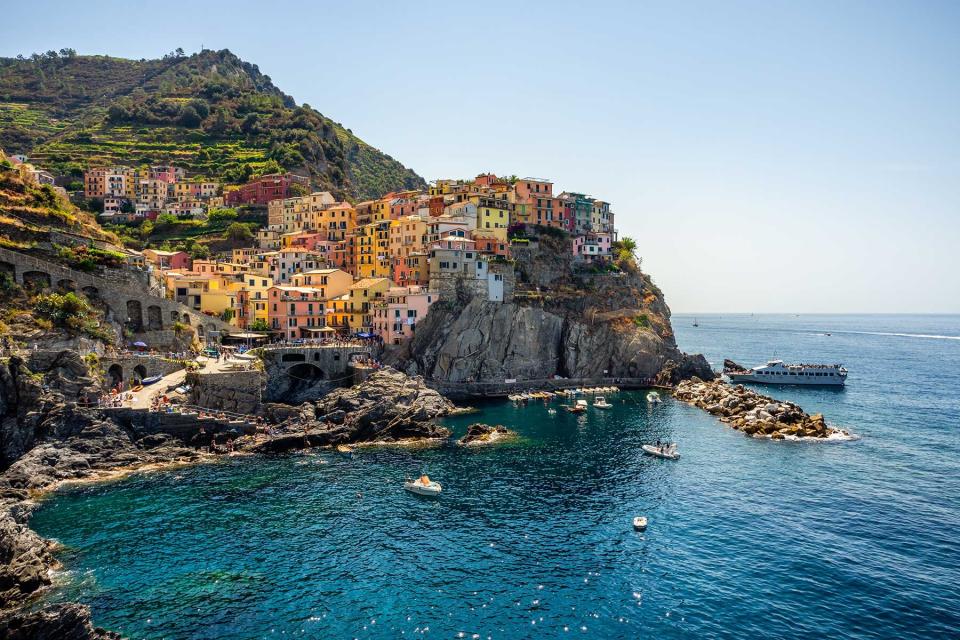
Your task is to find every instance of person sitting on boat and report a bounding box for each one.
[419,474,431,486]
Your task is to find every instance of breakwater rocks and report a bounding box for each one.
[674,379,844,440]
[457,423,516,446]
[254,368,452,452]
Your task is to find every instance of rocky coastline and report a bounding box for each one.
[673,378,846,440]
[0,357,454,638]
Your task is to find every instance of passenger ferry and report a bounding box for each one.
[724,360,847,386]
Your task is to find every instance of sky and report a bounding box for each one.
[3,0,959,313]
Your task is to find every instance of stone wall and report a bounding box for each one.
[0,246,233,348]
[99,355,185,388]
[186,370,265,414]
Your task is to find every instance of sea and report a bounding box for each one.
[29,314,960,639]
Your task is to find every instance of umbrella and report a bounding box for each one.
[132,341,148,347]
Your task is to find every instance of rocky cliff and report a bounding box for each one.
[405,233,712,387]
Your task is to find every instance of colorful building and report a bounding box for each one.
[225,173,310,206]
[372,285,434,345]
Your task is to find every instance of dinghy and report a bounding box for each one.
[141,375,162,385]
[404,474,442,496]
[646,392,662,404]
[642,444,680,460]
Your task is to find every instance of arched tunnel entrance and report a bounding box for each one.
[107,364,123,389]
[133,364,147,383]
[285,362,326,398]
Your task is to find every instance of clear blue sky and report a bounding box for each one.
[3,0,959,313]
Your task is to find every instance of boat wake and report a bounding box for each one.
[837,331,960,341]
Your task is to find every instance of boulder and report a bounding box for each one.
[458,423,516,446]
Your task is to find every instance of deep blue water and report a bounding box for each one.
[30,314,960,639]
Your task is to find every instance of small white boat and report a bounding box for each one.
[404,475,442,496]
[642,444,680,460]
[633,516,648,531]
[567,399,589,413]
[646,392,662,404]
[547,408,557,415]
[594,396,612,409]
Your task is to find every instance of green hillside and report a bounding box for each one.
[0,49,425,200]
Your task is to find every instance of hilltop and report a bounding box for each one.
[0,49,425,200]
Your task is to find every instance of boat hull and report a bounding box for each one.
[404,482,441,496]
[726,373,845,386]
[642,445,680,460]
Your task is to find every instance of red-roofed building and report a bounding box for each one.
[225,173,310,206]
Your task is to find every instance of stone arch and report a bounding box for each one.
[281,353,306,362]
[133,364,147,382]
[107,364,123,388]
[0,261,15,281]
[81,285,100,299]
[56,278,76,292]
[170,310,180,323]
[22,270,51,290]
[288,362,325,381]
[147,305,163,331]
[126,300,143,331]
[197,324,205,338]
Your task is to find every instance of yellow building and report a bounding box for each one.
[355,221,392,279]
[242,273,274,327]
[471,194,511,242]
[288,268,353,300]
[348,277,391,331]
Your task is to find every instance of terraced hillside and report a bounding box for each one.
[0,49,425,200]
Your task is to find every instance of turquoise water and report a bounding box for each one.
[30,314,960,639]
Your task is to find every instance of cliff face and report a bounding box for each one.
[405,233,712,386]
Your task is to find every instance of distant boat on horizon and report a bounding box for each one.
[692,317,699,327]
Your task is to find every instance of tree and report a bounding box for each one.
[175,47,185,58]
[178,105,202,128]
[250,319,270,332]
[119,200,134,214]
[226,222,253,243]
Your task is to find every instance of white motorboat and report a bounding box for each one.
[594,396,612,409]
[633,516,648,531]
[642,444,680,460]
[646,392,662,404]
[404,475,442,496]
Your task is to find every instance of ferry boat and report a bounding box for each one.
[724,360,847,386]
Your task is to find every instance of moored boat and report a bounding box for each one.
[594,396,612,409]
[141,375,163,385]
[633,516,648,531]
[567,399,589,413]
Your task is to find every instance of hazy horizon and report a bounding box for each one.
[3,0,958,314]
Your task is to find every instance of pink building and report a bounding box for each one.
[572,232,613,262]
[267,286,326,340]
[143,249,192,271]
[372,285,435,345]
